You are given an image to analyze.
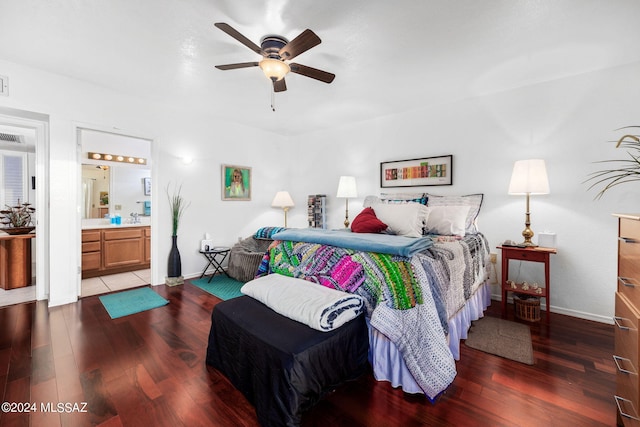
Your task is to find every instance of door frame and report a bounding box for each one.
[0,107,50,301]
[75,124,155,296]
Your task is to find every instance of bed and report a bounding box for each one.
[253,192,491,400]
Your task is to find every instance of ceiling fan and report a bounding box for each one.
[214,22,335,94]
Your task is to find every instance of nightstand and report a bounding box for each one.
[199,247,231,282]
[497,245,557,320]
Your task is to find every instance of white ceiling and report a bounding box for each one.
[1,0,640,137]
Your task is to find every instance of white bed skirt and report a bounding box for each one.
[367,281,491,395]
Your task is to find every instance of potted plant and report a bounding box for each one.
[166,183,190,285]
[0,200,35,234]
[586,126,640,199]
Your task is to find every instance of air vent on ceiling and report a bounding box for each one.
[0,133,24,143]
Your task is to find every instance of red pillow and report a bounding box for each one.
[351,207,388,234]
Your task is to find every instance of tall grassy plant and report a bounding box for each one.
[586,126,640,199]
[166,183,190,236]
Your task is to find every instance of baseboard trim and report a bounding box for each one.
[490,293,612,325]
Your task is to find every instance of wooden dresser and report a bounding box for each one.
[614,214,640,426]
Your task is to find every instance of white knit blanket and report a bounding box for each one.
[368,258,456,400]
[241,273,365,331]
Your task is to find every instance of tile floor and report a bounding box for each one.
[81,269,152,297]
[0,269,152,308]
[0,285,36,307]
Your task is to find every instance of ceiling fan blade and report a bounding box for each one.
[215,62,259,70]
[289,63,335,84]
[273,78,287,92]
[214,22,264,56]
[279,29,321,60]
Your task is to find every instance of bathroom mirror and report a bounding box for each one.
[82,164,111,219]
[81,164,150,219]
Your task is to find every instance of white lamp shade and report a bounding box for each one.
[508,159,550,195]
[271,191,295,208]
[336,176,358,198]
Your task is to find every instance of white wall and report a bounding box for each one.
[290,61,640,323]
[0,59,288,306]
[2,56,639,322]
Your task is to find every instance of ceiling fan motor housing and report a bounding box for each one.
[260,35,289,59]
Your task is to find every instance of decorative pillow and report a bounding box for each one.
[426,193,483,234]
[371,203,429,238]
[350,207,388,234]
[363,193,428,208]
[380,192,428,205]
[254,226,287,240]
[362,195,380,208]
[424,205,471,237]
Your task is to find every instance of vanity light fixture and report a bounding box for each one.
[88,152,147,165]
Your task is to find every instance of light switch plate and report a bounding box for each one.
[0,75,8,96]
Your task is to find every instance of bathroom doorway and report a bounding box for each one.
[77,128,153,298]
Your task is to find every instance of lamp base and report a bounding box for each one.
[344,199,350,228]
[520,222,537,247]
[520,196,537,247]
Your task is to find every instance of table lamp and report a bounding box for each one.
[271,191,294,227]
[508,159,550,247]
[336,176,358,228]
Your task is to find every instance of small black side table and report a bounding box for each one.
[199,247,231,282]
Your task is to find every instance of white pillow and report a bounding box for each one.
[371,203,429,238]
[424,205,470,237]
[426,193,483,234]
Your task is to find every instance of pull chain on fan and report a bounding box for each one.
[271,82,276,112]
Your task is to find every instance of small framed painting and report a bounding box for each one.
[380,155,453,188]
[222,165,251,201]
[143,177,151,195]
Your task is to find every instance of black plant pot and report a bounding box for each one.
[167,235,182,277]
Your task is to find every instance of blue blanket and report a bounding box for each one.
[271,228,433,257]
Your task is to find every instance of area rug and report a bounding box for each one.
[464,316,534,365]
[190,275,245,300]
[99,287,169,319]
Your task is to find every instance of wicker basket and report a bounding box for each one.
[514,294,541,322]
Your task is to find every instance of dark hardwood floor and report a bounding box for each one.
[0,281,616,426]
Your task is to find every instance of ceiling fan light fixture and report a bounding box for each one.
[259,58,290,81]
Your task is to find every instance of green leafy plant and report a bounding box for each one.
[0,200,35,228]
[586,126,640,199]
[166,183,190,236]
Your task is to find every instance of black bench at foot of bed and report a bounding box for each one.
[206,295,369,427]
